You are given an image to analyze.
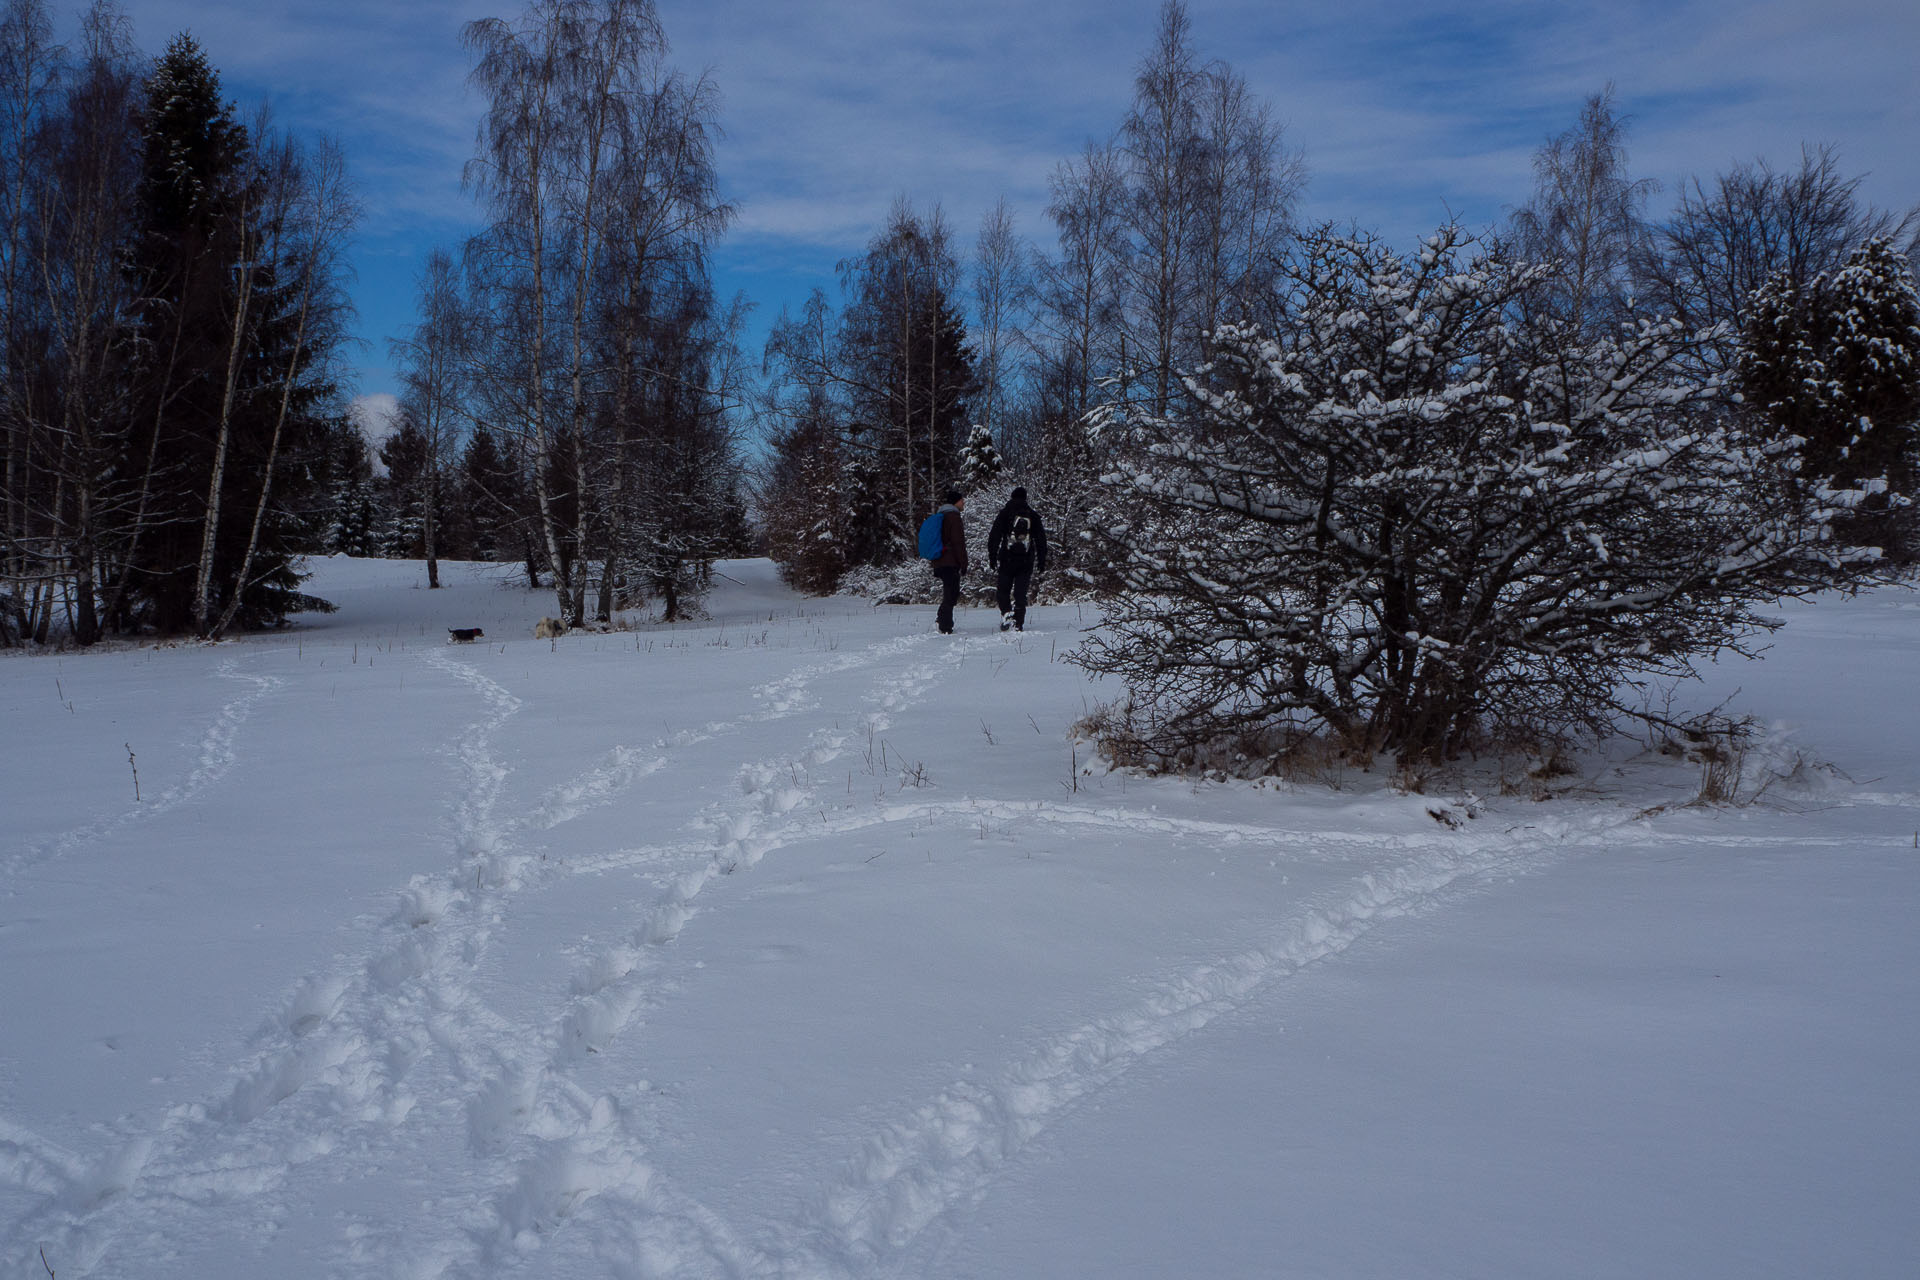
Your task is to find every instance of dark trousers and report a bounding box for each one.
[996,566,1032,629]
[934,566,961,633]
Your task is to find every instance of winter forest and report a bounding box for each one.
[5,0,1920,768]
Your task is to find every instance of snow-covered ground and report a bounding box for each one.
[2,556,1916,1279]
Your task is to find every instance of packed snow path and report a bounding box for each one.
[3,559,1916,1278]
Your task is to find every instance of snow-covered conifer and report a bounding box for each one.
[1741,236,1920,555]
[960,423,1004,492]
[763,417,845,594]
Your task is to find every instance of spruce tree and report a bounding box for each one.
[960,423,1003,492]
[378,414,432,559]
[115,35,333,630]
[1741,237,1920,555]
[458,426,518,563]
[764,415,844,593]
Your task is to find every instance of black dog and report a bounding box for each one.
[448,627,484,643]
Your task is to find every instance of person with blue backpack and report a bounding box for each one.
[918,489,969,634]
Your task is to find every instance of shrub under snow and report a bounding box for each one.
[1071,226,1899,767]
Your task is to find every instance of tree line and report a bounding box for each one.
[760,1,1303,595]
[333,0,754,628]
[0,0,752,645]
[1,0,355,644]
[751,5,1918,768]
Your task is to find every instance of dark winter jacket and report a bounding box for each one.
[988,496,1047,574]
[931,504,969,572]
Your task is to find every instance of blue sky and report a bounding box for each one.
[96,0,1920,433]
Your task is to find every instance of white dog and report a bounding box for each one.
[533,617,565,639]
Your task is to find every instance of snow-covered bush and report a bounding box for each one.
[838,559,944,604]
[839,480,1013,607]
[1071,226,1899,767]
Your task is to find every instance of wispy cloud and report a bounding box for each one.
[100,0,1919,399]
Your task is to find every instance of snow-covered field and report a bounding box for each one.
[3,555,1917,1279]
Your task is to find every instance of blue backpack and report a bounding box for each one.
[917,511,945,561]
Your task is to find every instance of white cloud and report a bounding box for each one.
[349,393,402,473]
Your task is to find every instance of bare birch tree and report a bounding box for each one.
[210,133,356,638]
[971,195,1023,445]
[1033,140,1127,427]
[465,2,574,621]
[389,247,467,594]
[26,0,138,644]
[596,61,729,618]
[1119,0,1204,415]
[1509,84,1656,336]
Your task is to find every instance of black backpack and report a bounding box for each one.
[1003,515,1035,569]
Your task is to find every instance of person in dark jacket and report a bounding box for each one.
[930,490,968,634]
[987,486,1047,631]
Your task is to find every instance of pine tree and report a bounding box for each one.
[838,450,890,569]
[111,34,251,630]
[458,426,520,563]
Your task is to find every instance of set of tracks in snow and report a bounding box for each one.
[2,630,976,1277]
[3,661,283,881]
[2,624,1745,1280]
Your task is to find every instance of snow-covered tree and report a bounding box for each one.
[838,450,892,570]
[959,423,1003,491]
[761,202,979,572]
[378,412,433,558]
[1635,144,1919,371]
[1741,236,1920,554]
[1072,226,1897,767]
[762,413,844,594]
[333,476,379,559]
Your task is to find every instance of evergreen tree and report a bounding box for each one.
[1741,236,1920,555]
[838,448,891,569]
[832,202,978,543]
[959,423,1003,491]
[315,416,377,556]
[114,35,336,631]
[105,34,244,629]
[763,412,843,593]
[907,293,978,505]
[458,425,520,563]
[379,413,431,558]
[342,486,380,558]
